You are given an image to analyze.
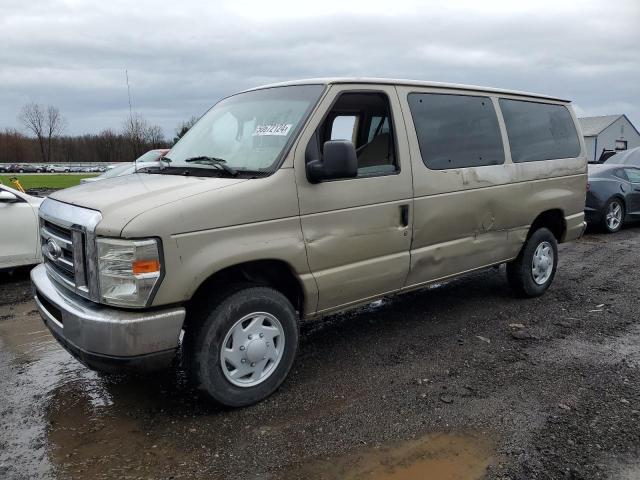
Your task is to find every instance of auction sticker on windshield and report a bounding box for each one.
[253,124,292,136]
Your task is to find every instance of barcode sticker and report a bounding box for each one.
[253,124,292,136]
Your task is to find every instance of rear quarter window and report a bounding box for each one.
[408,93,505,170]
[499,99,581,162]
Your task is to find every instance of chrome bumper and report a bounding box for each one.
[31,264,185,371]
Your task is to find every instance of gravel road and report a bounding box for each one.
[1,226,639,480]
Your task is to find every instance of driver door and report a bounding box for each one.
[294,85,414,313]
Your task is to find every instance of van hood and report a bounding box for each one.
[49,173,247,235]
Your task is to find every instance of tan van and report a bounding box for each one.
[32,78,587,406]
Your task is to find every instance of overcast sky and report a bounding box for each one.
[1,0,638,138]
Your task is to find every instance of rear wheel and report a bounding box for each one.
[184,286,299,407]
[507,227,558,297]
[602,198,624,233]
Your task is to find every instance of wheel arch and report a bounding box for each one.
[527,209,566,242]
[607,194,626,210]
[185,259,306,328]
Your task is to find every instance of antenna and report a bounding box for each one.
[126,69,133,122]
[125,69,138,172]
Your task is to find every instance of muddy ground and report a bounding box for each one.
[1,226,639,480]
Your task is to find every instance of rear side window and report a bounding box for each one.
[499,99,581,162]
[408,93,504,170]
[614,169,628,181]
[625,168,640,183]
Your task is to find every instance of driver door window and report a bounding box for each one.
[315,92,398,177]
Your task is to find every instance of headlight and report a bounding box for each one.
[96,238,162,307]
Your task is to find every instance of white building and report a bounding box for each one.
[578,114,640,162]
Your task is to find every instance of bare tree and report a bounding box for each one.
[122,113,165,156]
[18,103,46,162]
[122,113,149,158]
[95,129,124,163]
[46,106,66,162]
[0,128,28,163]
[18,103,66,163]
[146,124,165,148]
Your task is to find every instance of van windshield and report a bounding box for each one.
[166,85,324,175]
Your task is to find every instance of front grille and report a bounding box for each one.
[38,198,102,302]
[40,219,86,292]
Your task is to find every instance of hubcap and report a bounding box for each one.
[531,241,554,285]
[220,312,284,388]
[606,201,622,231]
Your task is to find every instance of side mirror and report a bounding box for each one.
[306,140,358,183]
[0,190,19,203]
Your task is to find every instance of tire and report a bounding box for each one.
[184,285,299,407]
[507,227,558,297]
[601,198,624,233]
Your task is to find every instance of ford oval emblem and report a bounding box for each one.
[46,238,63,260]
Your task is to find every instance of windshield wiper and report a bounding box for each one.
[184,156,237,176]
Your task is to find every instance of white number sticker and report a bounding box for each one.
[253,123,292,136]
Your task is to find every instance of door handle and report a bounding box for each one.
[399,204,409,227]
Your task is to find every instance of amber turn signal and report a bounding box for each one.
[132,259,161,275]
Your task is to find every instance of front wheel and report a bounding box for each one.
[507,227,558,297]
[184,286,299,407]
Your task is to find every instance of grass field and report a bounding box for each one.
[0,174,98,190]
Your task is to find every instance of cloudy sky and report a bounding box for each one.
[1,0,638,138]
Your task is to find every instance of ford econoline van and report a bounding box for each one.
[32,78,587,406]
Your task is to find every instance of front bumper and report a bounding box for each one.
[31,264,185,372]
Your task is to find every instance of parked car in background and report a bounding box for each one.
[46,165,71,173]
[0,184,43,270]
[31,78,587,407]
[80,149,170,183]
[585,163,640,233]
[604,146,640,168]
[12,164,44,173]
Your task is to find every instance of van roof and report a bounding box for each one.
[246,78,570,103]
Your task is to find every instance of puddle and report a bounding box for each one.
[282,433,494,480]
[0,304,58,361]
[0,304,75,478]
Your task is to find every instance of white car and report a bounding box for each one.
[46,165,70,173]
[81,149,170,184]
[0,184,43,270]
